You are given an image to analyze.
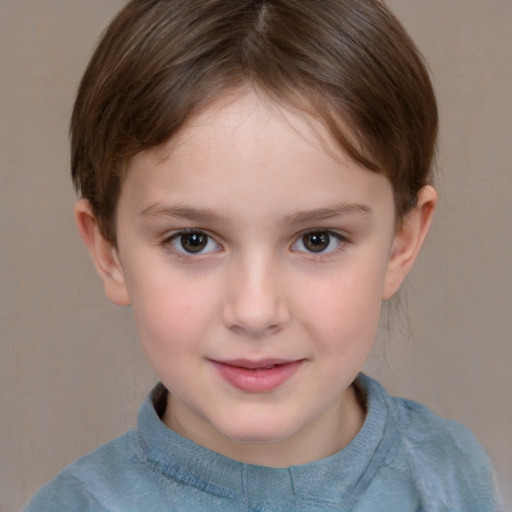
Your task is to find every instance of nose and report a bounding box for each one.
[222,255,290,337]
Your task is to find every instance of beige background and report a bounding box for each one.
[1,1,510,510]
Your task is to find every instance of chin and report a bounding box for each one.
[216,415,299,445]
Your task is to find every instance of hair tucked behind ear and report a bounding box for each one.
[71,0,437,244]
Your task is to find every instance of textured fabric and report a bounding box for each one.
[25,374,496,511]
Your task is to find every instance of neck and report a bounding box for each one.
[164,384,366,467]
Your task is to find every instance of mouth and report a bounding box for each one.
[209,358,304,393]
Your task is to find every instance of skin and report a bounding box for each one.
[76,92,437,468]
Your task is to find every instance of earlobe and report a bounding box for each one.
[74,199,130,306]
[382,185,438,300]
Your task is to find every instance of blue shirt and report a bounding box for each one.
[25,374,496,511]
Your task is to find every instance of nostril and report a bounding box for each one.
[221,264,290,335]
[222,298,290,337]
[226,320,284,338]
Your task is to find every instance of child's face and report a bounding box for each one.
[103,93,411,465]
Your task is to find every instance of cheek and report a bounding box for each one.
[297,262,385,352]
[126,268,216,353]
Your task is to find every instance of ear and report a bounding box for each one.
[74,199,130,306]
[382,185,438,300]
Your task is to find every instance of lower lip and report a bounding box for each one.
[211,360,303,392]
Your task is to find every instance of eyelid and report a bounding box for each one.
[298,227,347,238]
[290,228,347,255]
[163,228,223,257]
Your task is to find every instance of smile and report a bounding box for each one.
[209,359,304,393]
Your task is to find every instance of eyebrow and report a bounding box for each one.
[281,204,373,224]
[139,202,372,224]
[139,204,228,223]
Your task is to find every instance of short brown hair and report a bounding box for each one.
[71,0,438,244]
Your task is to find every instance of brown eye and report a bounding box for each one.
[292,230,344,254]
[169,229,222,257]
[302,231,331,252]
[180,232,208,253]
[169,230,219,255]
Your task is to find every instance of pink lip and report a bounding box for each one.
[210,358,303,392]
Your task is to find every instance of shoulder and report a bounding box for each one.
[360,375,497,511]
[24,472,109,512]
[391,391,491,477]
[24,430,138,512]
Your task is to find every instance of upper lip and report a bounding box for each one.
[210,358,300,369]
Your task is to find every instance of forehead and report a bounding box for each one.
[119,92,394,221]
[134,92,338,167]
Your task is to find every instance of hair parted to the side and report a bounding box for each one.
[71,0,437,244]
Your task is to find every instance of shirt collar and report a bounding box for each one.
[136,374,396,507]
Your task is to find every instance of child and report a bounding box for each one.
[26,0,496,510]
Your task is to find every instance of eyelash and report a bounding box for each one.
[161,228,348,260]
[162,229,222,260]
[291,229,347,257]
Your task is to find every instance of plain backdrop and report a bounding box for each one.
[1,1,511,510]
